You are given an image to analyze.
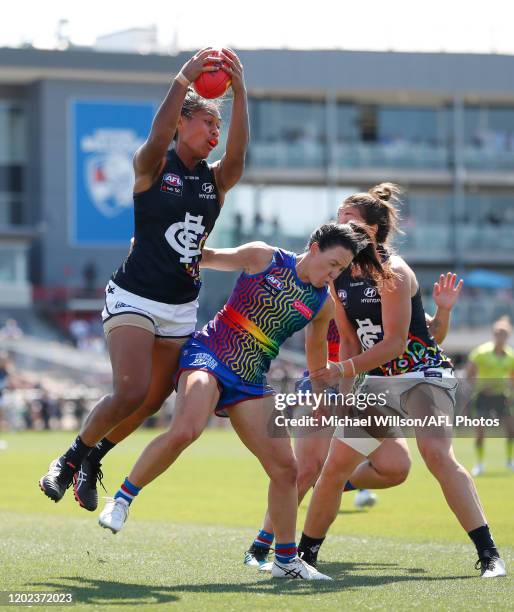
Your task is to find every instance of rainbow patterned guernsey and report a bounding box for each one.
[194,249,329,383]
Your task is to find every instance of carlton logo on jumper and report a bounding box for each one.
[356,318,383,349]
[165,213,206,263]
[265,275,284,291]
[292,300,314,320]
[161,173,184,196]
[82,128,142,218]
[200,182,216,199]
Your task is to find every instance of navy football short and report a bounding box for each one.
[177,338,275,417]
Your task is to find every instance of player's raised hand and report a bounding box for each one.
[219,48,245,94]
[180,48,222,82]
[433,272,463,311]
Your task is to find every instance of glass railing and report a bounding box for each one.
[334,142,450,169]
[458,224,514,252]
[398,224,514,255]
[424,294,514,329]
[247,141,326,168]
[215,220,514,257]
[463,147,514,171]
[245,140,514,171]
[396,224,452,255]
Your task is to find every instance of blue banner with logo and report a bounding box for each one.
[70,99,155,245]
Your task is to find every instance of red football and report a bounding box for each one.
[193,51,232,99]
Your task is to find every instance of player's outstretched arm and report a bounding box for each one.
[212,49,249,197]
[134,48,222,180]
[200,242,274,273]
[426,272,463,344]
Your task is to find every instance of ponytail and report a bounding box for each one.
[347,221,393,284]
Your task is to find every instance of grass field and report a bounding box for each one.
[0,429,512,610]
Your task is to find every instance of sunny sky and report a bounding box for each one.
[2,0,514,55]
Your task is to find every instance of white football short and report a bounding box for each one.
[101,281,198,339]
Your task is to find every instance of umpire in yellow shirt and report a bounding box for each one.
[467,316,514,476]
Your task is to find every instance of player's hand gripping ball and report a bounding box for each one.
[193,50,232,99]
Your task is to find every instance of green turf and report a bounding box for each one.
[0,430,512,610]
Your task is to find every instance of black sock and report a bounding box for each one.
[63,435,92,470]
[298,532,325,565]
[86,438,116,465]
[468,524,499,559]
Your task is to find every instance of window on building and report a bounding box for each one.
[336,104,450,169]
[396,192,453,253]
[248,98,327,167]
[0,101,27,227]
[463,106,514,169]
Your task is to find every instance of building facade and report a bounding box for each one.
[0,46,513,331]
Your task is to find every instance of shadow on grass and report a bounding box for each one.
[319,561,475,587]
[29,562,475,605]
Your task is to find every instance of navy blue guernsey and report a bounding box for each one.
[334,268,453,376]
[112,149,221,304]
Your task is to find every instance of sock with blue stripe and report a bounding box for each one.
[253,529,274,551]
[275,542,297,564]
[114,477,141,505]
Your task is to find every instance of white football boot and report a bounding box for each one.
[477,554,507,578]
[354,489,378,508]
[98,497,129,534]
[471,463,485,477]
[270,556,332,580]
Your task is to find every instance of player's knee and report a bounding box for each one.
[167,425,202,451]
[109,387,148,419]
[419,443,453,475]
[269,455,298,487]
[387,453,412,485]
[387,464,410,486]
[321,453,351,486]
[297,458,324,490]
[138,400,163,419]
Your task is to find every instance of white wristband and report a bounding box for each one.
[335,361,345,376]
[347,358,356,377]
[175,71,191,87]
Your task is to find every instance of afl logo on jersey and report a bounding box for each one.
[161,173,183,196]
[265,275,284,291]
[337,289,347,304]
